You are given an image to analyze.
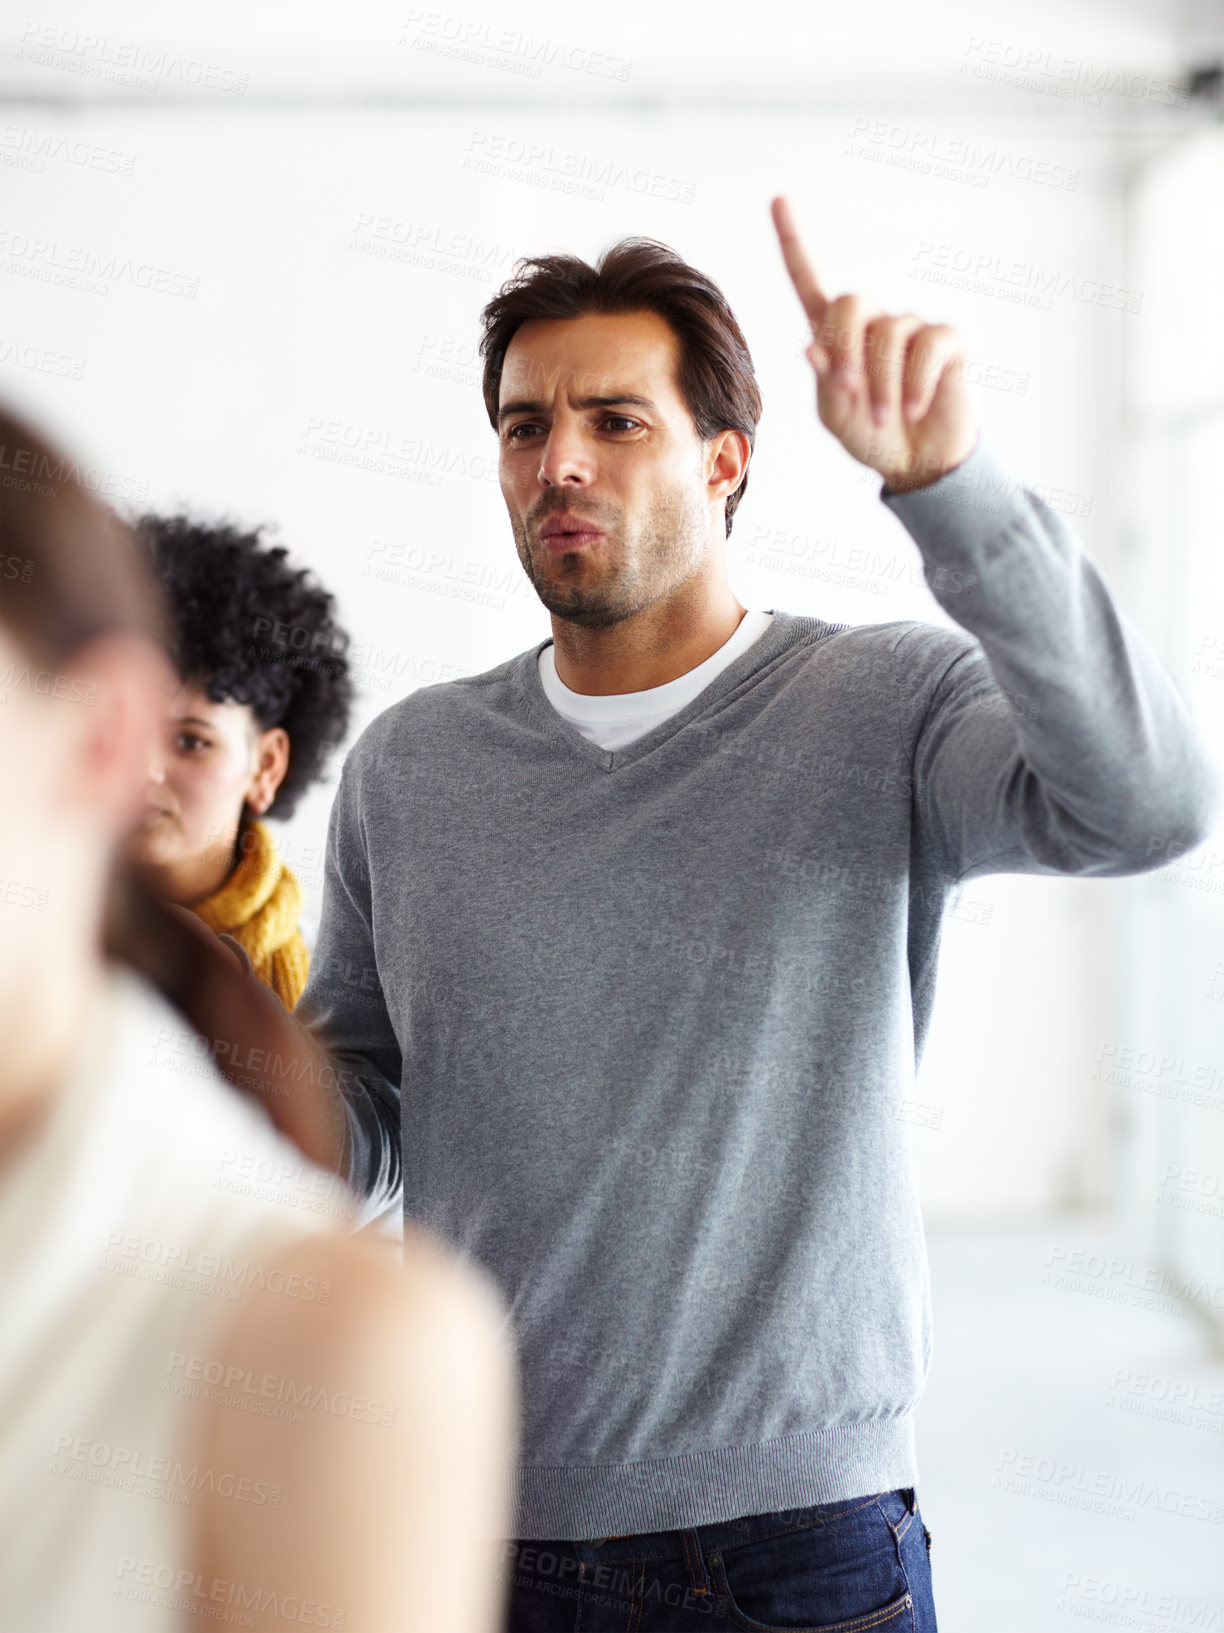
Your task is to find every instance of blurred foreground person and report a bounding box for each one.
[126,516,355,1009]
[0,405,516,1633]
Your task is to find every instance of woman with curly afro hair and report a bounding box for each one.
[125,516,354,1009]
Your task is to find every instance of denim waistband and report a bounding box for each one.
[506,1486,918,1596]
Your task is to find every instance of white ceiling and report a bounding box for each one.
[0,0,1217,105]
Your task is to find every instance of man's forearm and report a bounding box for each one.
[883,438,1219,864]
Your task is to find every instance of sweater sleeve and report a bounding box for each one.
[296,751,402,1218]
[881,436,1220,883]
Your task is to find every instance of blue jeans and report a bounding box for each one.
[505,1488,936,1630]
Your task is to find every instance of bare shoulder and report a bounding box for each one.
[185,1222,517,1633]
[211,1220,514,1400]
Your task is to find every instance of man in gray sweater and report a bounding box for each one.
[297,198,1217,1628]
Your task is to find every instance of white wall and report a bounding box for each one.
[0,65,1203,1217]
[1114,127,1224,1330]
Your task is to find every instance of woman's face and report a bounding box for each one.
[126,682,289,902]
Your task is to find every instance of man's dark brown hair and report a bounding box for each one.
[478,238,762,538]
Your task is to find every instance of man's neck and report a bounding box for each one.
[549,584,749,697]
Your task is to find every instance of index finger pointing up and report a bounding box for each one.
[771,195,827,325]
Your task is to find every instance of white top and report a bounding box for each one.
[537,608,775,751]
[0,965,353,1633]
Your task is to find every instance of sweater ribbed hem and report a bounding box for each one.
[510,1415,918,1540]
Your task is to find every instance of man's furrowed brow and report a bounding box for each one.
[497,398,546,423]
[574,394,658,414]
[497,393,659,423]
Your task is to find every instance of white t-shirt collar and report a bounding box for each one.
[537,608,774,751]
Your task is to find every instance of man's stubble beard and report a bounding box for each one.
[511,489,708,631]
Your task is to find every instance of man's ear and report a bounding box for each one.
[707,429,751,507]
[58,634,177,837]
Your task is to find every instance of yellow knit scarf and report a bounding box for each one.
[192,819,310,1010]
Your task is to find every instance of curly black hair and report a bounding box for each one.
[134,514,354,820]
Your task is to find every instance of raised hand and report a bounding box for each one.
[770,195,979,493]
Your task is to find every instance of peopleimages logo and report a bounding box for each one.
[0,229,198,298]
[16,24,248,94]
[910,239,1142,315]
[399,10,632,82]
[0,439,148,501]
[113,1557,343,1629]
[101,1231,334,1302]
[462,131,696,204]
[1043,1245,1224,1315]
[52,1435,282,1507]
[1055,1573,1222,1626]
[957,36,1189,108]
[846,117,1079,191]
[164,1351,397,1428]
[995,1450,1224,1525]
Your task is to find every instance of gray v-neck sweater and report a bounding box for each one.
[298,437,1217,1540]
